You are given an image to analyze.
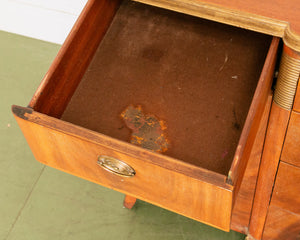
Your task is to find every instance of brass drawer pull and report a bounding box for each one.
[97,156,135,177]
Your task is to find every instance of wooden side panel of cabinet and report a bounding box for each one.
[289,48,300,112]
[248,103,291,240]
[262,162,300,240]
[268,163,300,214]
[293,77,300,112]
[288,48,300,112]
[263,205,300,240]
[282,111,300,167]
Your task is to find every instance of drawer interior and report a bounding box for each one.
[60,0,272,175]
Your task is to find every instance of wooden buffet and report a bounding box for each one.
[12,0,300,239]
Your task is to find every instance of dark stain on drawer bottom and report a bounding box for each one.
[121,105,169,153]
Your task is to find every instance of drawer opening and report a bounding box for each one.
[59,0,271,175]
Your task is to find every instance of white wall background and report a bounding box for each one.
[0,0,88,44]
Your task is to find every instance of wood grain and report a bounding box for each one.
[230,92,272,234]
[290,48,300,112]
[262,162,300,240]
[292,77,300,111]
[248,103,290,240]
[133,0,300,52]
[270,162,300,214]
[12,0,283,233]
[282,111,300,167]
[12,105,233,231]
[229,37,279,199]
[273,45,300,110]
[263,205,300,240]
[11,106,228,186]
[28,0,121,118]
[283,45,300,60]
[60,0,272,176]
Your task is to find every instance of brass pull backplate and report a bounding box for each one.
[97,155,135,177]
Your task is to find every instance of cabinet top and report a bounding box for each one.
[134,0,300,51]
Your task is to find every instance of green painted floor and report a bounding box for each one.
[0,30,245,240]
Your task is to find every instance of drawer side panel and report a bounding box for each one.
[28,0,121,118]
[229,37,279,205]
[230,91,272,233]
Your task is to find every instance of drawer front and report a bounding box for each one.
[13,106,233,231]
[263,162,300,239]
[263,205,300,240]
[282,111,300,167]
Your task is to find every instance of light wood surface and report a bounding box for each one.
[60,0,272,176]
[12,0,292,236]
[123,195,137,209]
[263,205,300,240]
[262,162,300,239]
[26,0,276,185]
[293,77,300,112]
[248,103,290,240]
[137,0,300,51]
[231,92,272,234]
[28,0,121,118]
[289,49,300,112]
[293,78,300,112]
[273,45,300,110]
[12,105,233,231]
[282,111,300,167]
[133,0,300,52]
[229,37,279,196]
[270,162,300,214]
[12,106,229,186]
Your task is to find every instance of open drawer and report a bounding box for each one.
[12,0,279,231]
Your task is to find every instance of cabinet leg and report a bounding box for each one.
[123,195,137,209]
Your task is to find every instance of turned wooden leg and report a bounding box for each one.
[123,195,137,209]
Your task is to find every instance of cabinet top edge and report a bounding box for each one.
[133,0,300,52]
